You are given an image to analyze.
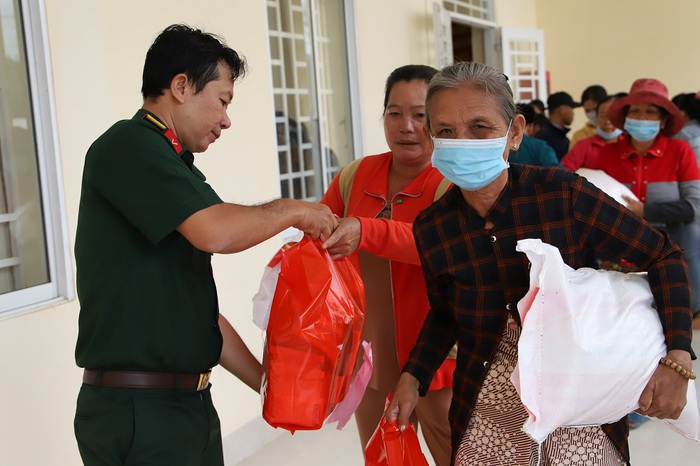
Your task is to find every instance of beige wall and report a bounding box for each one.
[1,1,281,465]
[496,0,538,27]
[354,0,539,158]
[7,1,694,465]
[0,2,447,464]
[535,0,700,130]
[354,0,436,156]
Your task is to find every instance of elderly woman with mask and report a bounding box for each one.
[386,62,694,465]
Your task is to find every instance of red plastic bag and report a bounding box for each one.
[365,414,429,466]
[261,236,365,432]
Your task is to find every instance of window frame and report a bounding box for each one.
[267,0,362,202]
[500,26,548,103]
[343,1,363,167]
[443,0,495,21]
[0,0,73,319]
[433,1,498,69]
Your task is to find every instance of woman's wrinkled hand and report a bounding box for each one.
[622,195,644,218]
[636,349,691,420]
[385,372,421,432]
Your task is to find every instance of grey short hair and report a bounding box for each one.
[426,62,516,130]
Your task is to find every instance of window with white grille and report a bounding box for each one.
[443,0,494,21]
[501,27,547,103]
[267,0,358,201]
[0,0,72,318]
[433,1,497,69]
[434,2,547,105]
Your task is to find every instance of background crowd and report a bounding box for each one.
[518,81,700,333]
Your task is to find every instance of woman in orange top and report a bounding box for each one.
[321,65,454,466]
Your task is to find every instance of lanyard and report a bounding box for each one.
[142,113,185,156]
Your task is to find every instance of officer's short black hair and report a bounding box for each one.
[141,24,247,100]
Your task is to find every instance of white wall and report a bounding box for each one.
[1,1,283,465]
[354,0,437,156]
[0,1,450,463]
[495,0,538,26]
[352,0,539,156]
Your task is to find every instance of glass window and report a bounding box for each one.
[443,0,494,21]
[0,0,72,317]
[267,0,357,201]
[501,27,547,103]
[434,1,498,69]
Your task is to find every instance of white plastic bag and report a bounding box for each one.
[251,246,286,330]
[512,238,699,443]
[251,230,303,330]
[575,168,639,206]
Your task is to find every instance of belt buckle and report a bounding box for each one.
[197,371,211,391]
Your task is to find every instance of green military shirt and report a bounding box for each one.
[75,110,224,373]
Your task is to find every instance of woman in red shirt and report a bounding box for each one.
[590,78,700,334]
[321,65,455,466]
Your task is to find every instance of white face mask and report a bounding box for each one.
[586,111,598,126]
[595,127,623,141]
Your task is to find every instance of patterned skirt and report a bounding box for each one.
[455,317,626,466]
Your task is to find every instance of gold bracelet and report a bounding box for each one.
[659,357,697,380]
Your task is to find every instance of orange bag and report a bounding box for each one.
[261,236,365,432]
[365,415,429,466]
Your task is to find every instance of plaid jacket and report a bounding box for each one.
[404,163,694,464]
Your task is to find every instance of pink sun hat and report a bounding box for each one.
[607,78,684,136]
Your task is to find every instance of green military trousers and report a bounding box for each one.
[74,383,224,466]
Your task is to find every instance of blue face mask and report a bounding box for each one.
[431,123,511,191]
[624,117,660,142]
[595,127,623,141]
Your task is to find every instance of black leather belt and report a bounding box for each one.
[82,369,211,391]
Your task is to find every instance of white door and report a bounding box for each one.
[433,2,497,69]
[433,2,454,68]
[501,27,547,103]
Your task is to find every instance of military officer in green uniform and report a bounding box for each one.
[73,24,337,466]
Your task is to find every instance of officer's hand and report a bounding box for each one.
[293,201,338,241]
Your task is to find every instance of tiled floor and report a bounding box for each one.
[238,330,700,465]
